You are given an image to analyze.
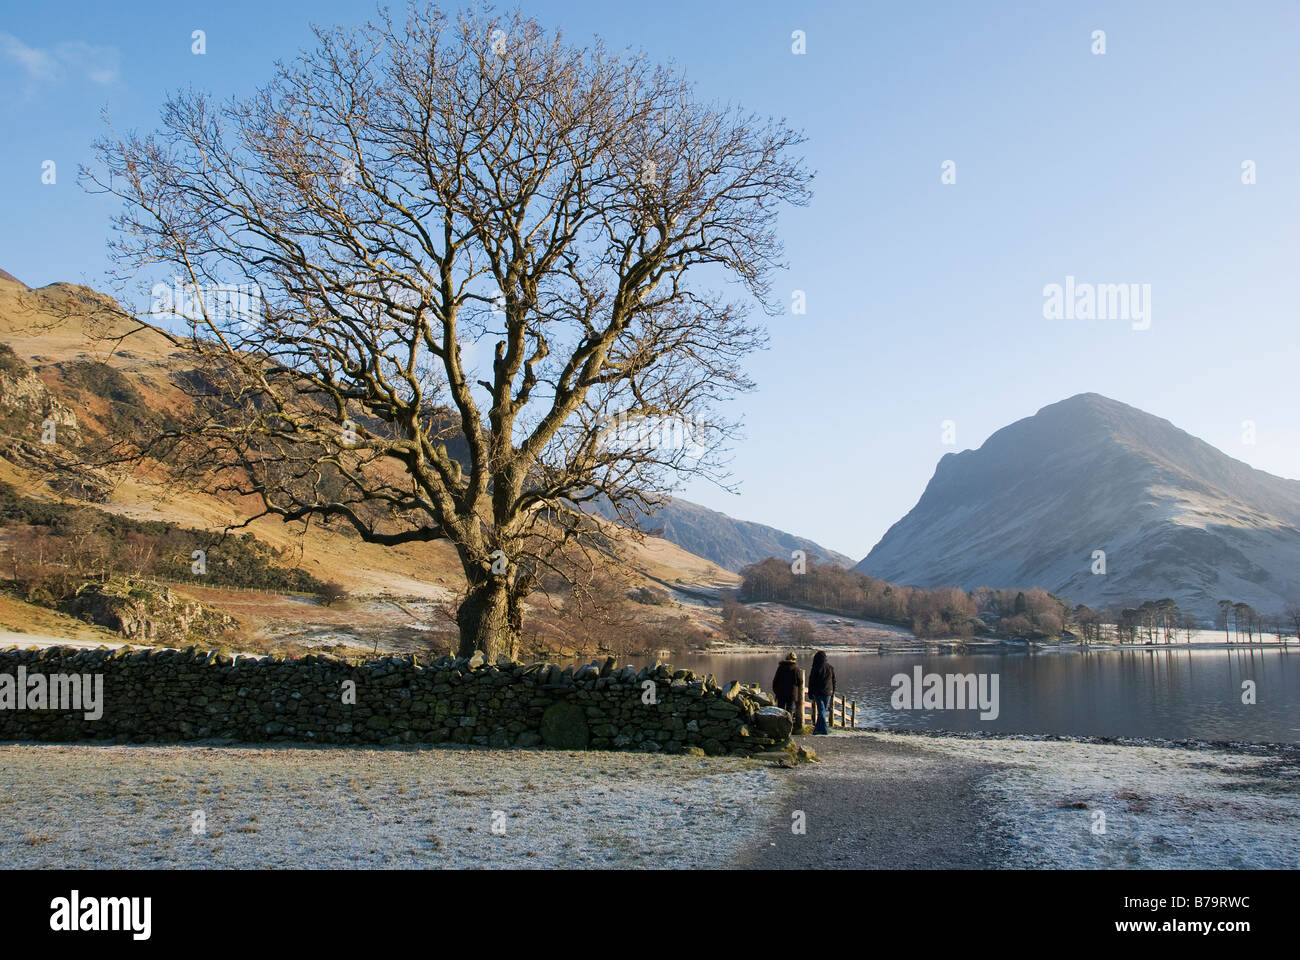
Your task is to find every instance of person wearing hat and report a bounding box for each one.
[772,651,799,715]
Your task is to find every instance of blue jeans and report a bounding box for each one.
[813,695,831,734]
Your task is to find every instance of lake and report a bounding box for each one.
[669,648,1300,744]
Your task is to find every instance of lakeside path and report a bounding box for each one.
[1,733,1295,869]
[744,731,1300,869]
[741,733,1006,869]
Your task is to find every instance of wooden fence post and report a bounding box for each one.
[793,668,806,734]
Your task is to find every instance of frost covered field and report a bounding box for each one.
[0,744,789,869]
[2,735,1294,869]
[912,735,1300,869]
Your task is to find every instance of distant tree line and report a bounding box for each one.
[969,586,1070,638]
[740,556,1299,646]
[1213,598,1297,644]
[1071,598,1197,644]
[1072,597,1295,645]
[735,558,1073,639]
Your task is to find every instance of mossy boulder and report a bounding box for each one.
[61,578,238,646]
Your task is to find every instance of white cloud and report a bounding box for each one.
[0,33,60,82]
[0,32,120,88]
[55,40,121,85]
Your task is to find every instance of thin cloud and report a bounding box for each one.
[0,32,120,89]
[0,33,60,83]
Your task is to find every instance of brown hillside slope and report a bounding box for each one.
[0,276,738,606]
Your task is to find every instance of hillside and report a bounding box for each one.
[0,274,746,654]
[856,393,1300,619]
[594,496,852,573]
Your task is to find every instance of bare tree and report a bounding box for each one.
[84,5,811,659]
[787,615,816,647]
[1233,602,1255,642]
[318,581,349,607]
[1284,601,1300,647]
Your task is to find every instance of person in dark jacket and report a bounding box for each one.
[808,650,835,734]
[771,652,799,714]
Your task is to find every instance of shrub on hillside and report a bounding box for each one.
[0,343,28,378]
[0,480,329,596]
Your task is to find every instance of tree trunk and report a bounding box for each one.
[456,577,522,661]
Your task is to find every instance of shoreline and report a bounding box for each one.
[849,725,1300,755]
[699,640,1297,655]
[773,731,1300,869]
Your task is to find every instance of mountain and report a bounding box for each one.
[596,496,853,573]
[856,393,1300,620]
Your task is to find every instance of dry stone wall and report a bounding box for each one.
[0,646,795,754]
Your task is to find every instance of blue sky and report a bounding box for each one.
[2,0,1297,561]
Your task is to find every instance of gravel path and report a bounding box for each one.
[741,732,1009,869]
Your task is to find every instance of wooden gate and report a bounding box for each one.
[794,668,856,731]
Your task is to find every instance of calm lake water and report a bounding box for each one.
[667,648,1300,744]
